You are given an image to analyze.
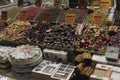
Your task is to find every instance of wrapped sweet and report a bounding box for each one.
[0,46,15,74]
[9,45,43,73]
[0,20,31,41]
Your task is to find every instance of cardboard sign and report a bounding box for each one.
[42,11,52,22]
[100,0,111,9]
[92,13,104,27]
[65,14,76,24]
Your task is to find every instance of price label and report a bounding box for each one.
[42,11,52,22]
[92,14,104,27]
[65,14,76,24]
[100,0,111,9]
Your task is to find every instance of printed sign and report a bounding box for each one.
[65,14,76,24]
[100,0,111,9]
[92,13,104,27]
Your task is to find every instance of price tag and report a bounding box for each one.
[42,11,52,22]
[92,13,104,27]
[65,14,76,24]
[100,0,111,9]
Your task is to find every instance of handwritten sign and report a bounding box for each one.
[42,11,52,22]
[92,13,104,27]
[100,0,111,9]
[65,14,76,24]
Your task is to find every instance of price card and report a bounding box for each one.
[92,13,104,27]
[42,11,52,22]
[100,0,111,10]
[65,14,76,24]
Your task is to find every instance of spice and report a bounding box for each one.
[8,7,23,19]
[57,9,87,24]
[35,8,62,23]
[16,6,43,21]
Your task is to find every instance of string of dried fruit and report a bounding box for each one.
[0,20,31,41]
[57,9,87,24]
[43,24,77,50]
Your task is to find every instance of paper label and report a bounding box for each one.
[100,0,111,9]
[42,11,52,22]
[92,13,104,27]
[65,14,76,24]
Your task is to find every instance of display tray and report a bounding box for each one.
[92,55,120,66]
